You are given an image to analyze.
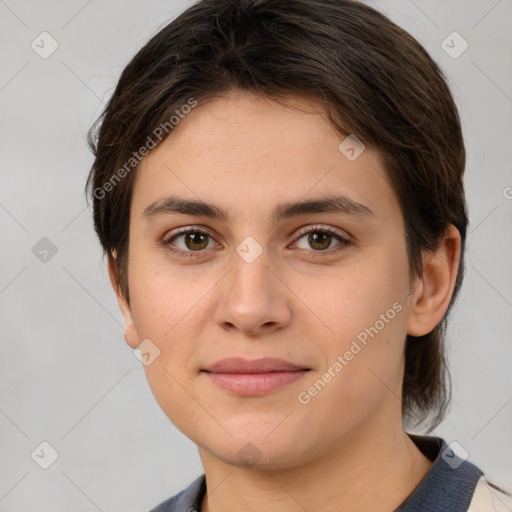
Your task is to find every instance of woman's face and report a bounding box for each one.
[117,89,421,469]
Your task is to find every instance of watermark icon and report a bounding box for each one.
[32,237,58,263]
[31,441,59,469]
[441,31,468,59]
[236,236,264,263]
[133,338,161,366]
[441,441,469,469]
[93,97,198,201]
[298,301,403,404]
[237,442,263,468]
[503,187,512,200]
[31,31,59,59]
[338,134,366,161]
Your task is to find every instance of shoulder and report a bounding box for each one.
[467,476,512,512]
[148,474,206,512]
[149,492,180,512]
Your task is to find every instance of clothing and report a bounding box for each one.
[149,434,512,512]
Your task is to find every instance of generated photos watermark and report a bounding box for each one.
[298,301,403,404]
[93,97,198,200]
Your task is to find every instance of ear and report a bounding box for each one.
[406,224,462,337]
[108,254,140,349]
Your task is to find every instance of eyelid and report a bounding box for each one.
[292,224,351,243]
[167,225,216,239]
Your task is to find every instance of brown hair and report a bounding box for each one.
[86,0,468,431]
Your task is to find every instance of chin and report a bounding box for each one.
[210,444,306,471]
[197,428,315,471]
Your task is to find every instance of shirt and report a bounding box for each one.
[149,434,512,512]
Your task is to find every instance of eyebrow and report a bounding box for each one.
[141,194,375,223]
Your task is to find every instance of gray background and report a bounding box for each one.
[0,0,511,510]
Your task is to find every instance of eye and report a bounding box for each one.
[163,227,218,257]
[292,224,351,254]
[162,224,351,258]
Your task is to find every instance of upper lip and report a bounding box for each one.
[202,357,309,374]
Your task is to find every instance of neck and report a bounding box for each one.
[199,411,433,512]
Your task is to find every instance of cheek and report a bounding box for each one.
[297,325,406,440]
[127,250,204,385]
[129,264,206,429]
[128,245,198,336]
[300,255,409,404]
[142,361,209,439]
[301,257,407,348]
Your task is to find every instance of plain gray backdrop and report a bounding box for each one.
[0,0,511,510]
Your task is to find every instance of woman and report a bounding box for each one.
[86,1,512,510]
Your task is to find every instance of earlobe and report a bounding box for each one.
[107,254,140,349]
[406,225,461,337]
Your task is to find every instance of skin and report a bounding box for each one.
[109,88,461,512]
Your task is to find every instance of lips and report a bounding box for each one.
[203,357,309,374]
[201,357,311,396]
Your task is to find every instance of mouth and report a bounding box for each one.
[200,357,311,396]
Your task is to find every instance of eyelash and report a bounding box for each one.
[161,224,352,259]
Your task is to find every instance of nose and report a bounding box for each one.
[213,247,292,338]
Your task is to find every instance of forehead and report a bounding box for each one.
[131,90,401,228]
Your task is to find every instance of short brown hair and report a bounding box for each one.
[86,0,468,431]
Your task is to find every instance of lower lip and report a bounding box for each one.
[202,370,309,396]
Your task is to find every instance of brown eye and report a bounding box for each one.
[164,228,217,256]
[181,231,210,251]
[308,232,333,251]
[293,225,351,254]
